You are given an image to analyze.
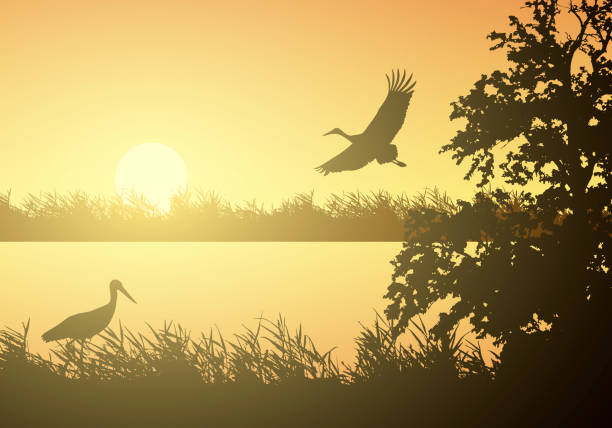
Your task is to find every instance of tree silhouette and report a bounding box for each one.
[385,0,611,415]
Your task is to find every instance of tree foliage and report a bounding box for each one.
[385,0,611,370]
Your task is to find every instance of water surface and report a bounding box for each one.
[2,242,406,363]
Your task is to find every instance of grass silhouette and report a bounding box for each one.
[0,188,456,241]
[3,187,572,241]
[1,316,501,427]
[1,315,492,383]
[2,315,606,427]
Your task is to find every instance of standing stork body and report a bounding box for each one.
[315,69,416,175]
[41,279,136,342]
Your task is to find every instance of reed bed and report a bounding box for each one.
[1,316,604,427]
[0,188,456,241]
[0,314,493,384]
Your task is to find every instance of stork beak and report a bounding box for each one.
[323,130,334,136]
[119,285,137,304]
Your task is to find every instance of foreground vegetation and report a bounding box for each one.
[1,316,606,428]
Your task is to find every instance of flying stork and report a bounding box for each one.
[315,69,416,175]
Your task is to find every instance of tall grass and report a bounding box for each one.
[5,315,603,428]
[0,314,494,385]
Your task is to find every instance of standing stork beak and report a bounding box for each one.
[118,284,137,304]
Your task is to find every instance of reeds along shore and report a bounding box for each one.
[0,189,456,241]
[0,316,496,428]
[0,315,494,384]
[1,317,607,428]
[0,188,584,241]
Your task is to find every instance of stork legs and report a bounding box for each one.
[65,338,88,369]
[79,339,86,364]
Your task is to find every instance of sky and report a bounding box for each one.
[1,0,538,207]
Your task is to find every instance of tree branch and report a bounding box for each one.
[567,0,599,59]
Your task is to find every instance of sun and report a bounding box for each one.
[115,143,188,213]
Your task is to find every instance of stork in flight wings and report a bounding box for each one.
[315,70,416,175]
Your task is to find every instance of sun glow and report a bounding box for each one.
[115,143,188,213]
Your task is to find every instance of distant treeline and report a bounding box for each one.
[0,188,459,241]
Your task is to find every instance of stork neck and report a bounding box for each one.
[336,129,352,142]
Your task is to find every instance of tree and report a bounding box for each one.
[385,0,611,378]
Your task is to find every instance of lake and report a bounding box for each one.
[2,242,416,364]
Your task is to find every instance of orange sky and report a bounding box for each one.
[1,0,542,206]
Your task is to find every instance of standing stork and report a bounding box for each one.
[42,279,136,342]
[315,69,416,175]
